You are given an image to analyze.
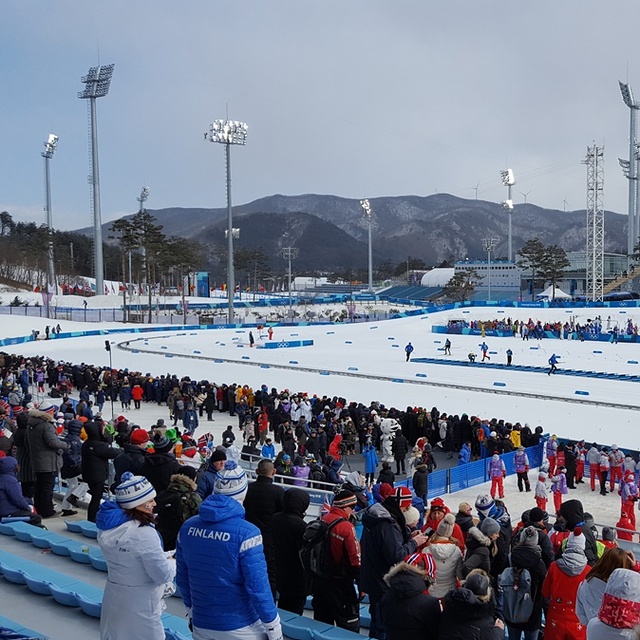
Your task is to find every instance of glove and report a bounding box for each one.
[525,466,530,472]
[265,615,283,640]
[162,581,176,598]
[503,471,507,478]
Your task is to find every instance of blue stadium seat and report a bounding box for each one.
[281,616,335,640]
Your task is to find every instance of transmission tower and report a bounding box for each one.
[585,145,604,301]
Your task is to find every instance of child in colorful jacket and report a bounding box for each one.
[620,470,639,531]
[535,471,548,512]
[488,454,506,499]
[551,466,568,515]
[546,435,558,475]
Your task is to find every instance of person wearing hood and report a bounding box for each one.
[426,512,464,598]
[271,487,311,615]
[541,528,591,640]
[140,433,182,494]
[12,411,35,499]
[96,472,175,640]
[60,416,88,516]
[557,499,602,566]
[380,552,441,640]
[361,485,429,640]
[291,455,310,487]
[27,406,69,518]
[504,526,547,640]
[113,428,149,487]
[455,501,476,541]
[342,470,371,511]
[439,568,505,639]
[585,568,640,638]
[176,461,282,640]
[154,466,201,551]
[196,448,227,499]
[475,495,512,580]
[362,438,379,485]
[323,454,343,485]
[462,523,494,577]
[377,460,395,486]
[577,547,637,626]
[0,456,41,526]
[81,419,123,522]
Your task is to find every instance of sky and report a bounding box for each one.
[2,1,640,231]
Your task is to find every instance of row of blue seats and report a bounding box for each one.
[304,595,371,628]
[278,609,364,640]
[411,356,640,382]
[0,613,49,639]
[0,526,190,640]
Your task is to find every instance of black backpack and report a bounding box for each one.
[300,517,345,590]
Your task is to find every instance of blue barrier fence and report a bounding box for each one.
[402,443,544,499]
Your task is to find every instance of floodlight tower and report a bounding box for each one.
[483,237,497,302]
[585,145,605,302]
[500,169,515,261]
[360,198,374,293]
[78,64,115,298]
[208,119,248,324]
[619,81,639,265]
[42,134,59,301]
[282,247,298,317]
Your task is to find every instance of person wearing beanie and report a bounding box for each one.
[488,453,506,499]
[243,459,285,596]
[361,484,429,639]
[616,510,635,542]
[96,472,175,640]
[546,434,558,476]
[576,547,636,626]
[112,428,150,488]
[504,526,547,638]
[439,568,505,639]
[586,568,640,638]
[587,442,601,492]
[535,472,548,512]
[427,513,464,598]
[620,470,639,531]
[380,552,441,640]
[81,419,122,522]
[0,456,42,527]
[557,499,601,566]
[26,405,69,518]
[600,526,618,549]
[312,489,362,632]
[177,461,282,640]
[140,432,182,494]
[542,527,590,640]
[609,444,625,493]
[599,447,611,496]
[154,466,202,552]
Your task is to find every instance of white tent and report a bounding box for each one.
[536,285,571,300]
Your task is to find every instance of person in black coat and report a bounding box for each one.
[377,461,395,486]
[412,464,428,502]
[439,569,505,639]
[455,501,476,541]
[81,420,122,522]
[391,432,409,475]
[271,488,310,614]
[564,442,577,489]
[140,433,182,494]
[242,459,285,595]
[112,428,149,488]
[380,553,441,640]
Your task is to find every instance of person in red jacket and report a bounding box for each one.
[130,383,144,410]
[312,489,362,632]
[541,528,590,640]
[616,509,636,542]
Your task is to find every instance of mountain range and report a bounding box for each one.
[81,194,629,273]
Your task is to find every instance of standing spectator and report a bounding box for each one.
[541,528,590,640]
[488,454,506,500]
[0,456,42,527]
[176,462,282,640]
[534,471,548,512]
[585,568,640,638]
[196,448,227,499]
[130,382,144,410]
[360,485,429,640]
[12,412,36,499]
[404,342,414,362]
[261,437,276,460]
[458,441,471,466]
[311,490,362,632]
[182,402,199,435]
[546,434,558,476]
[380,552,441,640]
[412,463,429,503]
[599,447,611,496]
[243,459,285,596]
[378,461,395,486]
[565,442,577,489]
[551,466,568,515]
[609,444,625,492]
[392,430,409,475]
[620,470,638,531]
[426,513,464,598]
[557,499,601,565]
[271,488,310,615]
[439,569,505,639]
[97,472,175,640]
[455,501,475,541]
[140,433,181,494]
[576,547,636,626]
[82,420,122,522]
[575,440,586,484]
[112,428,149,487]
[27,405,68,518]
[504,526,547,640]
[362,438,379,485]
[60,417,88,516]
[587,442,601,492]
[154,466,201,551]
[514,446,531,492]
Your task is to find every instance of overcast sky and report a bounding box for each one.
[2,1,640,231]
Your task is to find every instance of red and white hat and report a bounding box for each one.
[393,486,413,510]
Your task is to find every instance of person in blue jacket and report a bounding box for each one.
[182,402,199,435]
[261,437,276,460]
[458,441,471,466]
[0,456,41,526]
[176,461,283,640]
[363,438,379,485]
[196,448,227,499]
[548,353,558,375]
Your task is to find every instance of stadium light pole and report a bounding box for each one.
[360,198,374,293]
[619,81,640,266]
[42,134,59,308]
[78,64,115,298]
[208,119,248,324]
[282,247,298,318]
[483,237,497,302]
[500,168,516,261]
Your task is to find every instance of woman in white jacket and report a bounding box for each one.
[426,513,464,599]
[97,471,176,640]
